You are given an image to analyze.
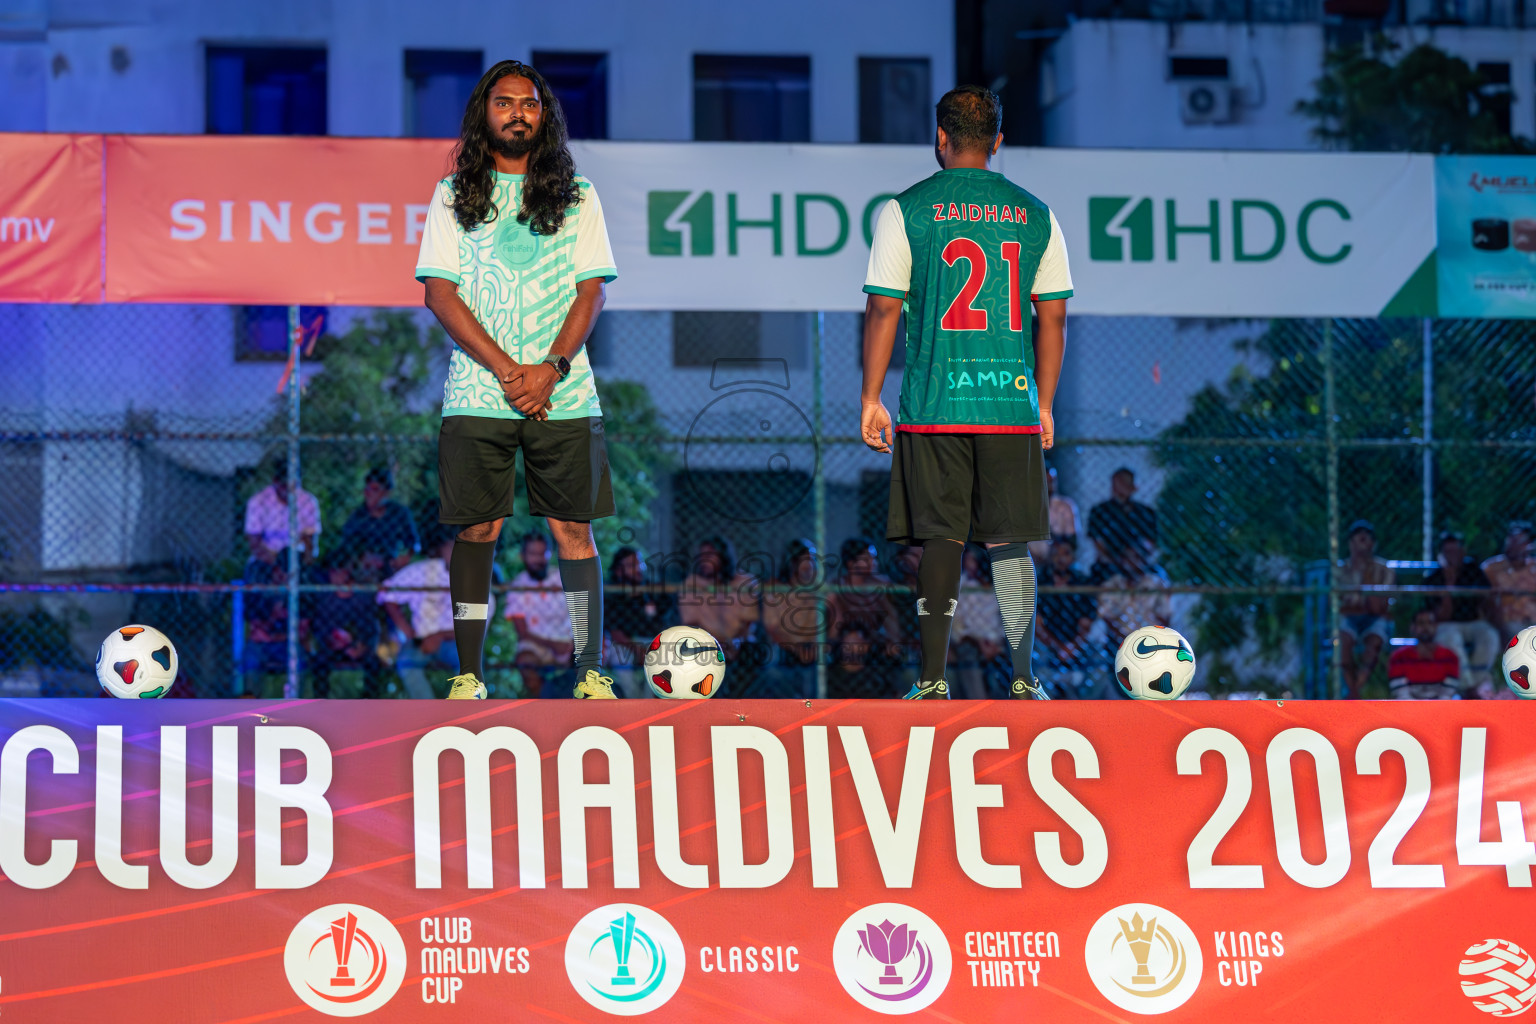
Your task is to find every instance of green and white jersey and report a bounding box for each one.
[863,167,1072,434]
[415,173,617,420]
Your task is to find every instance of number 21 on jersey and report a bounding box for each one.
[940,236,1024,333]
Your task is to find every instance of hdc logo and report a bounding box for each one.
[647,190,892,257]
[1087,196,1353,265]
[283,904,407,1017]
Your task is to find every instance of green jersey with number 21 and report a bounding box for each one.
[863,167,1073,433]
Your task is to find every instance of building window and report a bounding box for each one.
[532,51,609,139]
[858,58,930,144]
[234,306,327,362]
[693,55,810,142]
[205,46,327,135]
[1477,62,1512,137]
[404,49,482,138]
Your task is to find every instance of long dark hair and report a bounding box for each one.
[449,60,582,236]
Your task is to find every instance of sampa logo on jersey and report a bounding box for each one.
[1084,903,1203,1014]
[564,904,686,1015]
[647,190,894,258]
[283,904,407,1017]
[1087,196,1353,265]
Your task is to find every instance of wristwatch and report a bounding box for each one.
[543,354,571,380]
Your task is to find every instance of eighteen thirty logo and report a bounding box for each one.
[1084,903,1203,1015]
[283,904,407,1017]
[1087,196,1352,265]
[564,904,686,1016]
[832,903,952,1015]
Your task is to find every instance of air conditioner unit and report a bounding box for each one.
[1178,82,1233,124]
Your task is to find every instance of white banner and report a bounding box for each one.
[572,142,1436,318]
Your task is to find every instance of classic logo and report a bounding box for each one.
[832,903,952,1015]
[1459,939,1536,1017]
[565,904,686,1016]
[1084,903,1203,1014]
[1088,196,1352,265]
[283,904,407,1017]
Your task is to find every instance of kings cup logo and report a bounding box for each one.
[1084,903,1203,1014]
[564,904,686,1016]
[283,904,406,1017]
[832,903,952,1014]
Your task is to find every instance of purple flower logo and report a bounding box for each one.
[855,919,934,1001]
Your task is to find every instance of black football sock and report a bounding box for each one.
[449,537,496,681]
[917,539,964,683]
[560,554,603,676]
[991,543,1038,682]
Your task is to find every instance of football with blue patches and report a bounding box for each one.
[96,624,178,699]
[643,625,725,699]
[1114,625,1196,701]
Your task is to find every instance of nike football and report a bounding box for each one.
[644,625,725,699]
[97,624,178,699]
[1114,625,1196,701]
[1500,625,1536,699]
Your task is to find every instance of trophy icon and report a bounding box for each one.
[609,912,639,987]
[1119,913,1158,986]
[329,911,360,987]
[858,919,917,985]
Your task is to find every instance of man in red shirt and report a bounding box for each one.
[1387,607,1463,700]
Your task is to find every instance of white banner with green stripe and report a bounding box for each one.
[571,142,1437,318]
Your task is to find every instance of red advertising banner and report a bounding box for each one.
[2,698,1534,1022]
[104,136,455,305]
[0,133,102,304]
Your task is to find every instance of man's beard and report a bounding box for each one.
[490,122,538,158]
[526,563,549,582]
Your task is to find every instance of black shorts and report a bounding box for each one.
[438,415,615,525]
[887,430,1048,545]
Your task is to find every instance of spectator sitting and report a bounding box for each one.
[1096,538,1172,650]
[308,549,384,698]
[758,538,823,698]
[339,467,419,585]
[828,623,886,698]
[1482,520,1536,643]
[1087,467,1157,578]
[829,537,900,654]
[1035,536,1101,698]
[1424,530,1499,692]
[950,545,1006,700]
[379,531,467,699]
[245,461,321,566]
[503,531,572,698]
[1388,607,1462,700]
[1337,519,1394,696]
[679,536,761,668]
[1031,464,1084,561]
[605,546,678,697]
[241,547,295,694]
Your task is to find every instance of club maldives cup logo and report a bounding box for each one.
[1084,903,1203,1014]
[832,903,953,1014]
[564,904,686,1015]
[283,904,407,1017]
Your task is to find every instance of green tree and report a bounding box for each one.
[1156,319,1536,694]
[1296,39,1533,153]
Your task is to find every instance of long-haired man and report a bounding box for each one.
[415,60,618,700]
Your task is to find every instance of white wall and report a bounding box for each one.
[28,0,952,142]
[1042,19,1536,151]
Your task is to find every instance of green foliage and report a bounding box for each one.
[1154,318,1536,693]
[1296,39,1533,154]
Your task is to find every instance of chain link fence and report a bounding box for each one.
[2,303,1530,700]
